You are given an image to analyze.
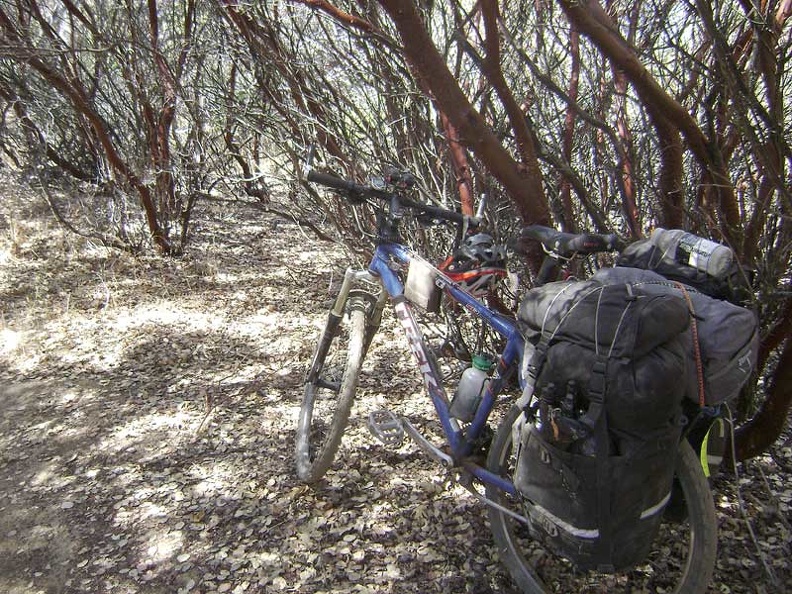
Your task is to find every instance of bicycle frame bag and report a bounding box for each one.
[593,267,759,405]
[515,280,690,571]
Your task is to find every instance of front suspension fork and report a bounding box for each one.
[330,267,387,354]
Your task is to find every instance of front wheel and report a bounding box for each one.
[485,405,718,594]
[295,299,368,482]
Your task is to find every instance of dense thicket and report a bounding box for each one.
[1,0,790,458]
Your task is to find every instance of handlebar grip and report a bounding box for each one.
[565,233,621,253]
[413,202,468,225]
[520,225,621,257]
[520,225,558,243]
[307,170,361,193]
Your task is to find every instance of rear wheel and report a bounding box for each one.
[485,405,718,594]
[295,298,368,482]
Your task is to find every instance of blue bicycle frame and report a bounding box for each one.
[358,241,524,496]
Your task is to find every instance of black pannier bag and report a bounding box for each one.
[593,267,759,405]
[514,280,691,571]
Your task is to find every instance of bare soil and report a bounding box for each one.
[1,171,790,594]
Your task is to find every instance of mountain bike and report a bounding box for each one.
[295,168,718,593]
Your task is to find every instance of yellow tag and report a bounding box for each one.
[699,418,725,478]
[700,429,712,478]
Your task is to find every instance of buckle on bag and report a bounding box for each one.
[587,358,608,402]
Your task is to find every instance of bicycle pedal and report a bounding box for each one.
[367,409,404,447]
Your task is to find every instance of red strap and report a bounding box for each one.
[675,283,706,407]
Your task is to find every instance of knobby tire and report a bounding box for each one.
[295,305,367,482]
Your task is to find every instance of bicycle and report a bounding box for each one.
[295,168,718,593]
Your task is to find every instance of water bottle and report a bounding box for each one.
[650,228,734,279]
[450,355,492,422]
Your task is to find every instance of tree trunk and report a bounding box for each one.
[735,338,792,460]
[376,0,551,231]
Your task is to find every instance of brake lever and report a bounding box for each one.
[302,144,315,178]
[416,213,443,226]
[475,193,487,220]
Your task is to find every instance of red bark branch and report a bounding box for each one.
[557,0,740,241]
[440,112,475,216]
[480,0,543,175]
[0,6,170,253]
[558,25,580,233]
[295,0,382,33]
[375,0,550,231]
[612,66,644,236]
[735,337,792,460]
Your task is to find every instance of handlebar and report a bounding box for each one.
[307,169,470,226]
[308,172,622,258]
[307,170,365,194]
[520,225,622,258]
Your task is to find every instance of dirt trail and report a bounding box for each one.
[1,173,790,593]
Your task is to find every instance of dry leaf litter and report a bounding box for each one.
[0,171,790,594]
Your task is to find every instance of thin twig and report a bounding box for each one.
[726,407,781,587]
